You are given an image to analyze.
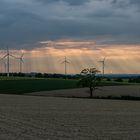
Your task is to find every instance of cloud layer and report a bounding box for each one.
[0,0,140,48]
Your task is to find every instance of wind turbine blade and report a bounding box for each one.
[58,59,63,63]
[21,53,24,58]
[61,61,65,64]
[7,46,9,53]
[67,58,71,61]
[10,54,17,58]
[98,60,103,63]
[0,54,8,60]
[66,61,70,64]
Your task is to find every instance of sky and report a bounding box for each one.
[0,0,140,74]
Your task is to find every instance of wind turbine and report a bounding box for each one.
[98,57,106,77]
[3,61,7,73]
[0,47,17,77]
[16,53,24,73]
[61,56,70,79]
[0,60,6,73]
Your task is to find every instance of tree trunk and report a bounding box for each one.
[90,87,93,98]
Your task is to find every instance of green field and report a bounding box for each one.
[0,77,78,94]
[0,77,137,95]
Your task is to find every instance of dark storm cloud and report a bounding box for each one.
[36,0,89,5]
[129,0,140,5]
[0,0,140,49]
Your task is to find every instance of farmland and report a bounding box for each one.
[0,76,136,95]
[0,77,78,94]
[0,77,139,139]
[0,94,140,139]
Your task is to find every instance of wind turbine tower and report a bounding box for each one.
[17,53,24,73]
[99,57,106,77]
[3,61,7,73]
[0,47,16,77]
[7,47,10,77]
[61,56,70,79]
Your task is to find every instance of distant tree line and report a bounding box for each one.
[105,77,140,83]
[0,72,139,83]
[128,76,140,83]
[0,72,81,79]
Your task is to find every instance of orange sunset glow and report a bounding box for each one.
[0,40,139,74]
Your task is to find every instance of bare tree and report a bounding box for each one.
[78,68,100,97]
